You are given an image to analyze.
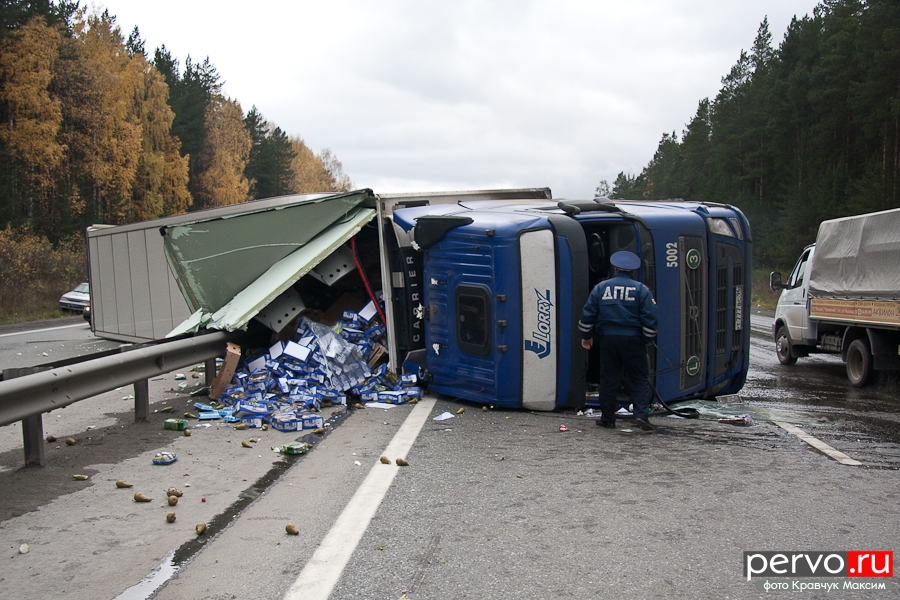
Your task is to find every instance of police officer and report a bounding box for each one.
[578,250,658,431]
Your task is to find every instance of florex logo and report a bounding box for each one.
[744,551,893,581]
[524,288,553,359]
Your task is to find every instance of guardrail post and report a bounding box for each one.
[23,414,46,467]
[134,379,150,422]
[205,358,217,387]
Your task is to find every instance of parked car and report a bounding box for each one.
[59,282,90,312]
[83,302,91,322]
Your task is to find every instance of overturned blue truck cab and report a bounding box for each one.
[384,193,752,411]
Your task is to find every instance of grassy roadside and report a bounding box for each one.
[0,227,86,326]
[750,268,779,311]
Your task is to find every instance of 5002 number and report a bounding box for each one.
[666,242,678,268]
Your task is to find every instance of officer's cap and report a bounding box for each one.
[610,250,641,271]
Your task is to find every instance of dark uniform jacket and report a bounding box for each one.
[578,271,658,341]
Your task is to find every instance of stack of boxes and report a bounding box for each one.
[209,305,421,432]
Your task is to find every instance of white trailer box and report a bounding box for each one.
[86,193,332,342]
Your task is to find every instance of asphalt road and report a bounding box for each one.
[1,316,898,599]
[0,316,124,371]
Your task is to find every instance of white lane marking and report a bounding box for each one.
[775,421,862,466]
[284,397,436,600]
[0,322,87,338]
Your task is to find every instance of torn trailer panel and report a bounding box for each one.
[86,192,336,343]
[160,189,375,315]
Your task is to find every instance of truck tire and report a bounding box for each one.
[775,326,797,365]
[846,338,873,387]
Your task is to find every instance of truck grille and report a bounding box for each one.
[680,236,704,390]
[714,244,743,376]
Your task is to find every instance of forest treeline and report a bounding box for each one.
[607,0,900,270]
[0,1,352,321]
[0,1,352,247]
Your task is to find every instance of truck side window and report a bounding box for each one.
[790,251,811,288]
[456,285,491,356]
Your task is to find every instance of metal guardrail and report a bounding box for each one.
[0,330,252,466]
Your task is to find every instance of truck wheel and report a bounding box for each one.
[846,338,873,387]
[775,326,797,365]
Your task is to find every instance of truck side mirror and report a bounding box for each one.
[769,271,784,291]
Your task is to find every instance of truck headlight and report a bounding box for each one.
[706,218,735,237]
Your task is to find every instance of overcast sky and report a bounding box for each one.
[102,0,822,199]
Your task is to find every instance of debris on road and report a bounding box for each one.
[718,415,754,426]
[152,452,178,465]
[273,442,311,455]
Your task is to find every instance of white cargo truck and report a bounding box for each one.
[769,208,900,386]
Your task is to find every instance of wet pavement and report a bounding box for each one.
[746,311,900,469]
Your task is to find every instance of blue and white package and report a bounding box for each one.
[301,413,324,429]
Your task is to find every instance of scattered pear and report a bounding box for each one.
[115,480,133,488]
[166,487,183,497]
[65,437,77,446]
[482,405,489,412]
[353,402,366,409]
[184,412,197,419]
[455,407,466,415]
[395,458,409,467]
[161,406,174,413]
[285,523,299,535]
[195,523,207,535]
[73,474,88,481]
[45,435,56,443]
[234,423,247,430]
[241,440,252,448]
[133,492,151,502]
[313,427,325,435]
[380,456,391,464]
[184,429,191,437]
[168,495,178,506]
[166,512,176,523]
